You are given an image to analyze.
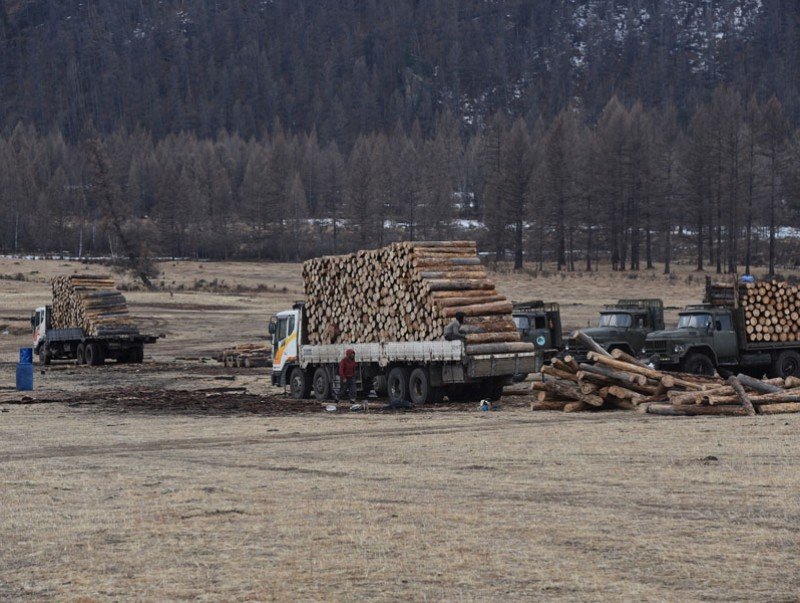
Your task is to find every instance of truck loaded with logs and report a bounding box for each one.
[31,275,158,365]
[644,276,800,378]
[270,241,537,404]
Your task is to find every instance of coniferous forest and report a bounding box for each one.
[1,0,799,272]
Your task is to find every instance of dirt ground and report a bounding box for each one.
[2,258,800,600]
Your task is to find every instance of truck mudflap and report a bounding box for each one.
[467,352,537,379]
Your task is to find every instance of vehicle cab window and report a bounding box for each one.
[599,313,632,328]
[513,316,530,330]
[716,313,733,331]
[534,316,546,329]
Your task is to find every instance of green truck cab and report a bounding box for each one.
[565,299,664,361]
[644,302,800,378]
[512,300,563,372]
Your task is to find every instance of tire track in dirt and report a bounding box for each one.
[0,414,632,463]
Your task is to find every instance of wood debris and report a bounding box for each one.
[533,332,800,417]
[218,343,272,368]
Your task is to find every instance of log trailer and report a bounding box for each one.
[31,305,157,365]
[270,302,537,404]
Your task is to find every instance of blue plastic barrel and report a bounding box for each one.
[16,362,33,391]
[19,347,33,364]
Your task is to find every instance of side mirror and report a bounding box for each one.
[30,315,35,328]
[706,323,714,335]
[268,319,276,335]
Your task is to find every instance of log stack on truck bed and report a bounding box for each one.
[51,275,139,337]
[706,277,800,343]
[302,241,533,356]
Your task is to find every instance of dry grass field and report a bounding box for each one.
[1,257,800,600]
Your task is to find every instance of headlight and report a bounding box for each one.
[673,344,686,354]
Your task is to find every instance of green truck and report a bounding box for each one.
[512,301,563,372]
[644,279,800,378]
[564,299,664,361]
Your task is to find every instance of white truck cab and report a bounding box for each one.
[270,306,301,381]
[31,306,49,351]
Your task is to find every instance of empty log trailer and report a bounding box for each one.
[270,241,537,404]
[32,275,157,365]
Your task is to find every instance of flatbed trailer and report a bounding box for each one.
[32,306,157,365]
[271,303,537,403]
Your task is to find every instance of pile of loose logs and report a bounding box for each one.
[51,275,139,337]
[532,331,800,416]
[219,343,272,368]
[302,241,534,356]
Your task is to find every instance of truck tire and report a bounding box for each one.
[76,343,86,365]
[312,367,331,400]
[770,350,800,379]
[408,367,432,405]
[39,347,51,366]
[387,367,409,404]
[289,367,312,399]
[85,343,104,366]
[682,352,715,376]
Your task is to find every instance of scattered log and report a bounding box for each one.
[573,330,612,358]
[727,376,756,416]
[757,402,800,415]
[735,373,783,394]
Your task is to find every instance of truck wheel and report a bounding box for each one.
[771,350,800,379]
[289,367,312,399]
[76,343,86,365]
[85,343,104,366]
[682,352,715,376]
[387,367,409,404]
[408,367,432,405]
[39,347,51,366]
[312,367,331,400]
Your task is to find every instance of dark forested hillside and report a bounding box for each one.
[0,1,799,272]
[1,0,798,141]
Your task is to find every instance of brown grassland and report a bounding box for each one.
[1,258,799,601]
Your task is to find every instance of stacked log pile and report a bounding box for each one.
[219,344,272,368]
[532,331,800,416]
[302,241,533,355]
[706,278,800,343]
[51,275,139,337]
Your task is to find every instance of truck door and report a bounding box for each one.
[272,313,299,376]
[712,312,738,363]
[32,308,46,349]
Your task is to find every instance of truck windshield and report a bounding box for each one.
[678,314,712,329]
[598,313,632,328]
[513,316,530,330]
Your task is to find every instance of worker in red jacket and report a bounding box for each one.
[337,348,358,403]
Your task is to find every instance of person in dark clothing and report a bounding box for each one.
[337,348,358,402]
[444,311,468,342]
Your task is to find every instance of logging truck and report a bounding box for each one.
[512,300,563,372]
[644,278,800,378]
[31,305,157,365]
[564,299,664,361]
[270,302,537,404]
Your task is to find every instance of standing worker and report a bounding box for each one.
[444,311,468,342]
[337,348,358,403]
